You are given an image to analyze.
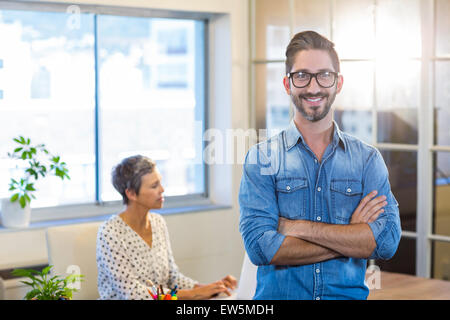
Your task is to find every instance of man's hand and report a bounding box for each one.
[350,190,387,224]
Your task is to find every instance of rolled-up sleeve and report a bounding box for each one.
[239,145,285,266]
[364,149,402,260]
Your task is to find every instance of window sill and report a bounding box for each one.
[0,201,231,234]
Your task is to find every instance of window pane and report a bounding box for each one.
[376,60,420,109]
[254,0,290,60]
[98,16,205,201]
[0,9,96,208]
[377,110,418,144]
[334,109,372,145]
[433,152,450,237]
[293,0,330,38]
[436,0,450,58]
[256,63,291,134]
[376,0,421,59]
[432,241,450,281]
[376,60,420,144]
[335,61,374,110]
[334,0,375,59]
[376,237,416,275]
[435,61,450,146]
[381,150,417,232]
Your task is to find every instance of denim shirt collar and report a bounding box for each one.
[284,119,347,152]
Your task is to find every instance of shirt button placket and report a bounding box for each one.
[313,264,322,301]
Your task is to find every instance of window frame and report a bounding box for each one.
[0,0,214,222]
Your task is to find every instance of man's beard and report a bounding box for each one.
[290,91,337,122]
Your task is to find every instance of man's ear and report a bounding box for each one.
[336,74,344,94]
[283,76,291,95]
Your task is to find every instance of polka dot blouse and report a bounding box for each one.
[96,213,198,300]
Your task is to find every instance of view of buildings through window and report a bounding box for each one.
[0,8,206,207]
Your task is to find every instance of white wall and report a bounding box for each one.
[0,0,249,293]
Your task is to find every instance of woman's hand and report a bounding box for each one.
[177,281,229,300]
[177,275,237,300]
[221,275,237,291]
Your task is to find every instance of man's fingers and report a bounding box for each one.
[368,209,384,223]
[362,200,387,221]
[355,190,378,214]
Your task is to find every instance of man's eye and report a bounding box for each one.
[318,72,332,78]
[295,72,309,80]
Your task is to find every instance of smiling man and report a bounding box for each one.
[239,31,402,300]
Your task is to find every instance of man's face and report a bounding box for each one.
[283,49,343,122]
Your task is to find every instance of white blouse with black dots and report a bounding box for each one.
[96,213,198,300]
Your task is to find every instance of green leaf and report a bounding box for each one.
[19,195,26,208]
[10,193,19,202]
[25,183,35,191]
[14,147,23,153]
[12,269,32,277]
[25,289,41,300]
[42,265,52,275]
[20,280,35,287]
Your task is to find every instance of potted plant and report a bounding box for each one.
[0,136,70,228]
[12,265,84,300]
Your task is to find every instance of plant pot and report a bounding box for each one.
[0,198,31,228]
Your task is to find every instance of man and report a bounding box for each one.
[239,31,401,300]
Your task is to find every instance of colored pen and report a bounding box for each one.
[170,285,178,295]
[147,288,157,300]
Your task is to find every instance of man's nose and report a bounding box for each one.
[306,76,321,94]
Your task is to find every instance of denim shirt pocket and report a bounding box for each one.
[330,180,363,224]
[276,177,308,219]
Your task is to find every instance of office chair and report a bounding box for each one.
[46,221,102,300]
[236,252,257,300]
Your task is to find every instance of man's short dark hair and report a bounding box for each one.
[112,155,156,204]
[285,30,340,74]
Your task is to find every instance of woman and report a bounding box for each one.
[96,155,237,300]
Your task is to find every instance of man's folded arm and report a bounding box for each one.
[276,149,401,260]
[239,146,341,266]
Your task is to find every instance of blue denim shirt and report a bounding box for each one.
[239,120,401,300]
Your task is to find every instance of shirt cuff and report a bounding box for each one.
[256,230,286,265]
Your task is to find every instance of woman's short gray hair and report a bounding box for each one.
[112,155,156,205]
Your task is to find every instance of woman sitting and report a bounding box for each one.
[96,155,236,299]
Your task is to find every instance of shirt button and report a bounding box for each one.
[286,186,291,191]
[314,159,318,163]
[316,268,320,273]
[316,297,321,300]
[347,188,352,193]
[316,216,321,221]
[317,187,322,192]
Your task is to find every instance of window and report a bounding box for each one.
[0,4,207,209]
[251,0,450,281]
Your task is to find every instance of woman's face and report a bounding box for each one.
[128,168,165,209]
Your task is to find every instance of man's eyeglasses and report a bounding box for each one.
[287,71,339,88]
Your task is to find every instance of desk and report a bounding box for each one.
[368,271,450,300]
